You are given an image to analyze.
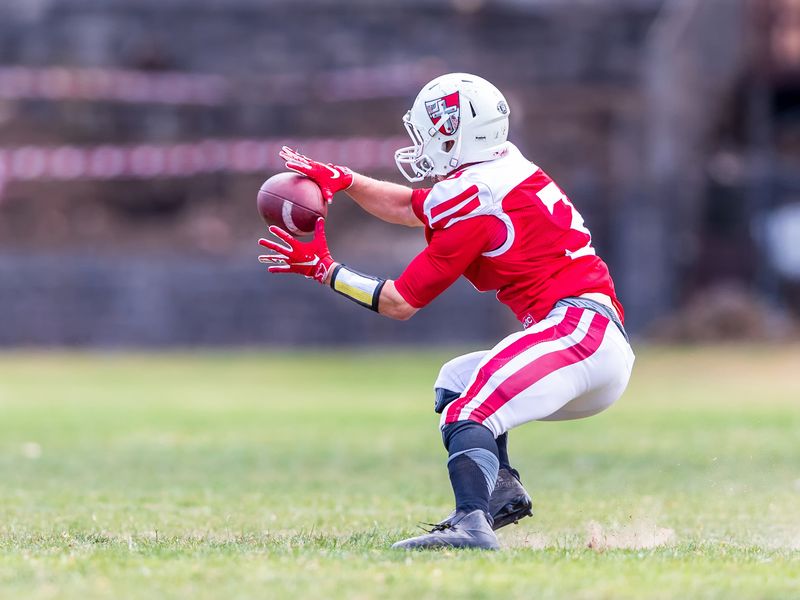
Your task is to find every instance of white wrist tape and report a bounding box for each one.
[329,264,385,311]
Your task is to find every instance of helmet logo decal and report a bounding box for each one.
[425,92,460,136]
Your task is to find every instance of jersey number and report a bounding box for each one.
[536,181,596,260]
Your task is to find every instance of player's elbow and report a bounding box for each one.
[383,301,418,321]
[395,304,419,321]
[378,281,420,320]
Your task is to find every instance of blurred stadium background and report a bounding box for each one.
[0,0,799,347]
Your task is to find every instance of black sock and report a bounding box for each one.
[442,420,499,516]
[447,454,491,514]
[496,433,512,471]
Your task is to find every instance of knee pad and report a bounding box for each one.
[434,388,460,414]
[434,352,486,415]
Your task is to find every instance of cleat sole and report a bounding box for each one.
[491,497,534,531]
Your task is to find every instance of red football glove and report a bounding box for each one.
[279,146,353,204]
[258,218,334,284]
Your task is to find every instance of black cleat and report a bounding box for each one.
[434,468,534,533]
[489,468,533,530]
[391,509,500,550]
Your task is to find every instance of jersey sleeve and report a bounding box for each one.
[410,188,431,224]
[394,215,506,308]
[419,176,496,231]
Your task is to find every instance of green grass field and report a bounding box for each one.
[0,346,798,599]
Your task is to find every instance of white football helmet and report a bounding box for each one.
[395,73,511,182]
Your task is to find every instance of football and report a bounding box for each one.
[256,172,327,236]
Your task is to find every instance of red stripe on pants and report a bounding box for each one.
[464,312,610,425]
[444,307,582,424]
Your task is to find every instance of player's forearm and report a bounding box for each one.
[377,281,418,320]
[324,263,418,320]
[346,174,422,227]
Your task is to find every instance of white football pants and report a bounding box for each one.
[437,305,635,438]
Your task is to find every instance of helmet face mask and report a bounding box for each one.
[394,112,435,182]
[394,73,511,182]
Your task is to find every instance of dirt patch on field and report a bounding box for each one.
[585,520,676,551]
[498,520,677,551]
[756,526,800,551]
[499,528,550,549]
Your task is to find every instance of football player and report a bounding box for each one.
[259,73,635,550]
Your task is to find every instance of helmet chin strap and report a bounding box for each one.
[448,129,463,171]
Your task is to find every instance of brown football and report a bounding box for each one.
[256,172,327,236]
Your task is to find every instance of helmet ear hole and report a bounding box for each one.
[442,140,455,152]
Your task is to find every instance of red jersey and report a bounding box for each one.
[394,143,624,326]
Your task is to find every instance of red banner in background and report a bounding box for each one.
[0,62,440,197]
[0,137,407,199]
